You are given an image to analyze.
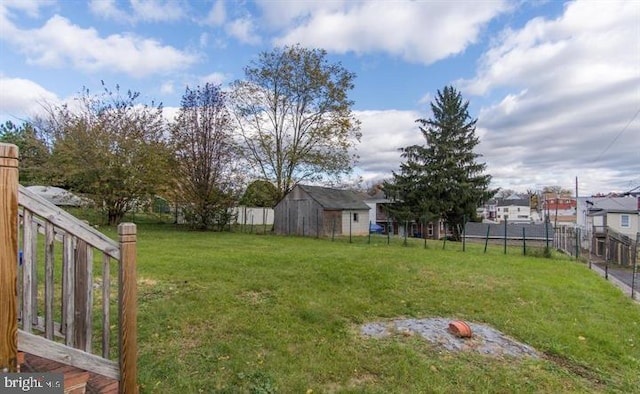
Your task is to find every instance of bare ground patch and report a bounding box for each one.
[360,317,539,358]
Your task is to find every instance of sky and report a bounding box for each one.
[0,0,638,196]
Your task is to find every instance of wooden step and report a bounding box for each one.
[15,351,89,393]
[64,370,90,394]
[20,352,117,393]
[17,351,25,372]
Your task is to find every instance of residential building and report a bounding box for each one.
[542,194,576,225]
[495,194,534,223]
[363,185,407,235]
[583,196,639,238]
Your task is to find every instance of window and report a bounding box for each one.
[353,213,359,222]
[503,207,509,213]
[620,214,630,228]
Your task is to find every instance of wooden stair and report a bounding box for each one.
[18,352,119,393]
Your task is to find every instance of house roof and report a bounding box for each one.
[586,196,638,215]
[496,198,529,207]
[363,188,390,203]
[298,185,370,210]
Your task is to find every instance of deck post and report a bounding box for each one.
[118,223,138,393]
[0,143,19,372]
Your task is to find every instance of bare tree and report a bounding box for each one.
[171,83,241,230]
[230,45,361,200]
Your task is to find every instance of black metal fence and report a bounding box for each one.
[554,226,639,300]
[463,221,554,255]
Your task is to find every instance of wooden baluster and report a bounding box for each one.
[118,223,138,393]
[63,235,75,346]
[102,253,111,359]
[74,239,92,352]
[0,143,19,372]
[22,210,33,333]
[45,222,55,340]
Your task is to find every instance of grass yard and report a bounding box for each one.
[103,224,639,393]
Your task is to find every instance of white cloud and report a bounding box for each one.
[200,72,227,85]
[417,93,432,106]
[130,0,185,22]
[162,106,180,123]
[255,0,346,29]
[88,0,186,23]
[202,0,225,26]
[353,109,422,181]
[270,0,511,64]
[226,17,261,45]
[88,0,131,23]
[460,0,639,95]
[458,0,640,194]
[0,77,59,121]
[1,14,199,77]
[160,80,174,94]
[0,0,56,18]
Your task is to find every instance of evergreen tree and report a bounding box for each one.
[384,86,495,241]
[0,121,50,185]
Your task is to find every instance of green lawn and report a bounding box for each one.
[107,224,639,393]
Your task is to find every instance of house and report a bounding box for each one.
[362,185,451,239]
[477,199,498,221]
[363,185,400,235]
[584,196,639,238]
[494,194,535,223]
[582,196,639,264]
[273,185,370,237]
[543,194,576,225]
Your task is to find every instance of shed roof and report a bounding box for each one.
[298,185,370,210]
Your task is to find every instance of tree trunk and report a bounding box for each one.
[108,209,125,226]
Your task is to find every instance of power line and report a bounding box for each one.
[593,106,640,163]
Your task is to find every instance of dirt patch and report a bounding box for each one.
[361,317,538,358]
[542,352,607,388]
[138,278,158,286]
[238,289,274,306]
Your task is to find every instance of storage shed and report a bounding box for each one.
[274,185,371,237]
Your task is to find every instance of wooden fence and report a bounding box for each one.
[591,226,638,266]
[554,226,582,259]
[0,143,138,392]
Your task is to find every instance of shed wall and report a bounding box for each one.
[341,210,370,236]
[274,193,325,236]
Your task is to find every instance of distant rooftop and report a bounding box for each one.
[584,196,637,213]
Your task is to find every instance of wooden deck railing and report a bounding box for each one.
[0,144,19,373]
[0,143,138,393]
